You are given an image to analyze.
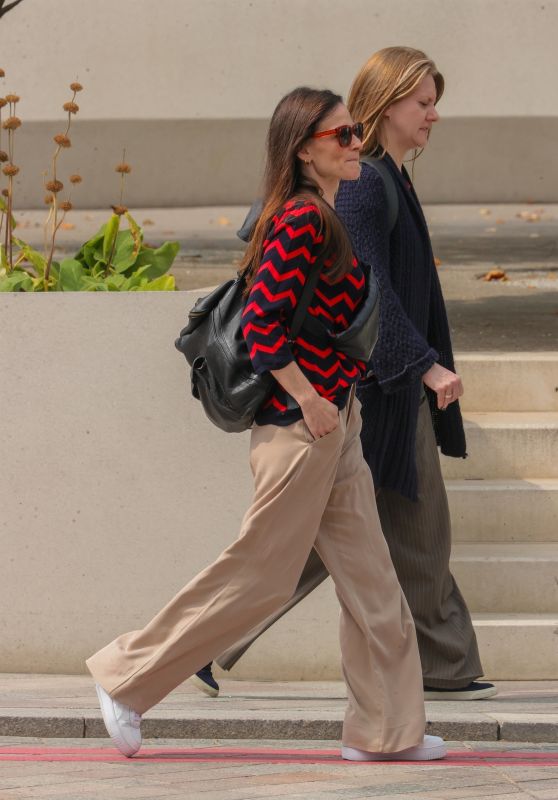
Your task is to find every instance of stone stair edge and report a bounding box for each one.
[452,543,558,557]
[446,477,558,488]
[471,613,558,622]
[455,352,558,360]
[462,411,558,424]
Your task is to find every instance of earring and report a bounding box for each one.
[305,160,311,165]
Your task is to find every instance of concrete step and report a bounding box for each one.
[455,352,558,412]
[448,479,558,543]
[1,675,557,743]
[451,544,558,613]
[473,614,558,680]
[441,411,558,479]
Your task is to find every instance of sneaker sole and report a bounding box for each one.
[95,684,140,757]
[424,686,498,701]
[189,673,219,698]
[342,743,447,762]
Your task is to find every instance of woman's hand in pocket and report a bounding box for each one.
[300,394,339,440]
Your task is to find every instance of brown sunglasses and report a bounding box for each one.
[311,122,364,147]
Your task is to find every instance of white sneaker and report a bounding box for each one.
[95,683,142,757]
[342,735,447,762]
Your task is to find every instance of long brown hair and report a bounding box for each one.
[241,87,355,290]
[348,46,444,159]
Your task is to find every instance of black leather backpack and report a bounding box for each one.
[175,265,322,433]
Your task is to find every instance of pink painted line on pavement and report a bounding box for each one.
[0,747,557,766]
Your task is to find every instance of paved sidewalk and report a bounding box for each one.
[1,737,558,799]
[0,676,557,744]
[11,203,558,256]
[12,202,557,353]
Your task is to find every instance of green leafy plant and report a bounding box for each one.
[0,69,179,291]
[0,211,179,291]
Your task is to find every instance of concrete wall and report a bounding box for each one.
[1,0,557,205]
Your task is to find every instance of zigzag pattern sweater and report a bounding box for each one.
[241,199,367,426]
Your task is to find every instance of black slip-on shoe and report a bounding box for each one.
[424,681,498,701]
[189,662,220,697]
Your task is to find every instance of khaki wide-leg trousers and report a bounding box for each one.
[218,394,482,689]
[87,397,426,752]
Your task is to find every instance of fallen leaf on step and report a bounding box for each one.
[495,218,506,224]
[142,218,155,226]
[217,216,231,226]
[434,257,442,267]
[516,211,542,222]
[60,222,75,230]
[479,208,491,216]
[481,269,509,282]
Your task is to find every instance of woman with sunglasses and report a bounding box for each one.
[213,48,495,703]
[87,86,445,762]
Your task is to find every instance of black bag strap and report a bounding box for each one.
[237,199,263,243]
[359,155,399,234]
[288,251,325,343]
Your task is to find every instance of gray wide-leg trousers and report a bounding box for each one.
[217,395,483,688]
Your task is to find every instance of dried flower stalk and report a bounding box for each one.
[43,81,84,287]
[0,78,21,271]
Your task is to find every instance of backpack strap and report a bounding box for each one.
[288,251,325,343]
[359,155,399,234]
[237,199,264,243]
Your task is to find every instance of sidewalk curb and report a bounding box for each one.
[1,714,556,743]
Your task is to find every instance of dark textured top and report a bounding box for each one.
[242,199,367,426]
[336,154,466,500]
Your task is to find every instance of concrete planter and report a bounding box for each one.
[3,295,557,680]
[0,293,340,679]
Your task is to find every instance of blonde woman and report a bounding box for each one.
[206,48,496,704]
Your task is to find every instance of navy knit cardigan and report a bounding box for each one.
[336,154,466,501]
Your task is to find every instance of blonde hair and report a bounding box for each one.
[348,46,444,157]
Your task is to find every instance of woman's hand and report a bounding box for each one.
[422,363,464,410]
[270,361,339,439]
[300,393,340,440]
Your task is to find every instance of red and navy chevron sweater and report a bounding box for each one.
[241,199,367,426]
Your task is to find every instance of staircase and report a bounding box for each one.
[445,353,558,679]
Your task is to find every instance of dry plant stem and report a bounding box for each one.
[51,209,69,242]
[43,200,54,255]
[3,195,8,267]
[0,110,3,246]
[4,99,17,271]
[119,167,125,206]
[44,90,76,288]
[6,175,13,269]
[5,142,14,270]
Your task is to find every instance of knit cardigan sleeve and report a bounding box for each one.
[336,164,438,393]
